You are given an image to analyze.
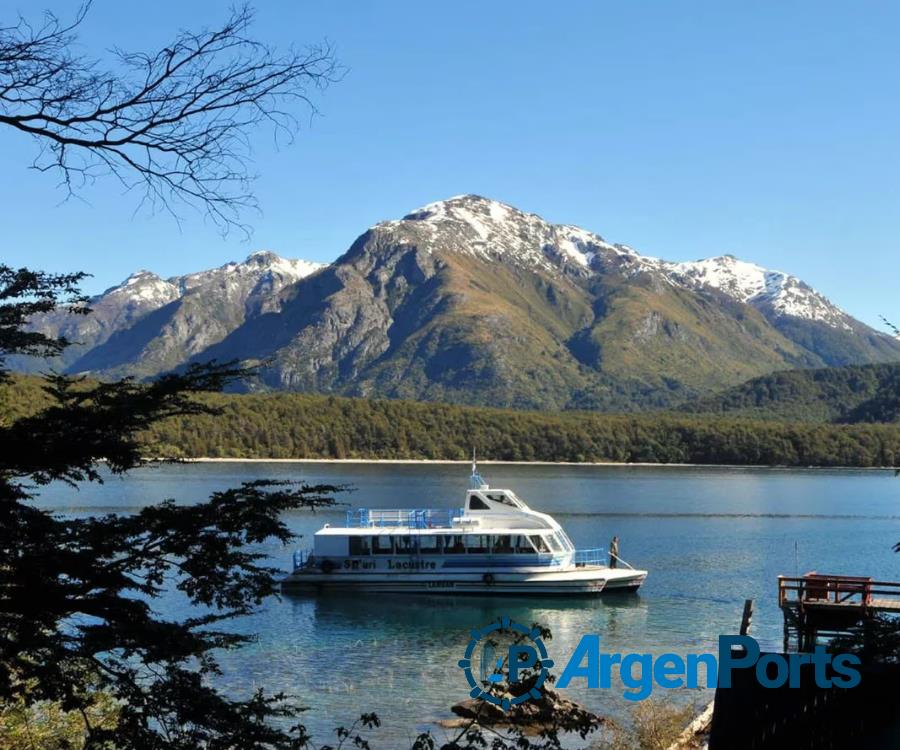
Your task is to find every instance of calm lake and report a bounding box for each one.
[36,462,900,745]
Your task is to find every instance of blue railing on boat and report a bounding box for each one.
[573,548,635,569]
[345,507,465,529]
[293,549,312,569]
[573,548,607,566]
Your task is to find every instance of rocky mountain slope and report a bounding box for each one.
[16,195,900,410]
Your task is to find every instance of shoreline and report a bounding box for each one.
[166,457,895,471]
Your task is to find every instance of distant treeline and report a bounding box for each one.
[148,393,900,467]
[3,374,899,466]
[682,362,900,424]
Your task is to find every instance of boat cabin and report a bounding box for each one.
[311,486,577,559]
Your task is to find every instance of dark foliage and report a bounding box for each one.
[139,390,900,467]
[0,263,352,747]
[0,265,89,365]
[829,614,900,665]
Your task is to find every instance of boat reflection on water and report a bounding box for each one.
[281,587,649,646]
[275,588,652,741]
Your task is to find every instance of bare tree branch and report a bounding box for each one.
[0,3,340,236]
[880,316,899,338]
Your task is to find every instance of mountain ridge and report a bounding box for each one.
[10,251,325,376]
[14,194,900,410]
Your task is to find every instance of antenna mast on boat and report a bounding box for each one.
[470,448,488,489]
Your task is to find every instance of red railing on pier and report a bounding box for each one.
[778,573,900,610]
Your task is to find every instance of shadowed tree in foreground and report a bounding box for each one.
[0,3,351,747]
[0,266,345,748]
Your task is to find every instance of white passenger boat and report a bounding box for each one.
[282,465,647,595]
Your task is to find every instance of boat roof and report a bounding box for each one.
[315,526,557,537]
[318,467,561,537]
[319,492,561,536]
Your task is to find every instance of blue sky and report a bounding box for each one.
[1,1,898,329]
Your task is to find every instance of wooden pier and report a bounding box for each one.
[706,576,900,748]
[778,572,900,652]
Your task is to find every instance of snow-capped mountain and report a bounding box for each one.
[88,250,323,325]
[662,255,852,330]
[377,195,858,330]
[15,270,182,374]
[184,194,896,407]
[14,195,900,410]
[377,194,651,278]
[105,270,181,306]
[168,250,324,319]
[17,251,323,376]
[383,195,629,273]
[177,250,322,293]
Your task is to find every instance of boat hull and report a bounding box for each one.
[280,566,646,596]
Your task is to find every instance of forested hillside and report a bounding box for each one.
[2,374,898,466]
[681,362,900,423]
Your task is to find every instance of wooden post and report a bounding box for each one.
[740,598,754,636]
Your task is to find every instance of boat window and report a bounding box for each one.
[487,493,518,507]
[468,496,490,511]
[418,535,441,554]
[512,535,534,554]
[492,535,513,553]
[393,536,413,554]
[371,536,392,555]
[467,535,490,554]
[443,535,466,553]
[556,531,575,551]
[546,534,563,553]
[529,535,550,553]
[349,536,371,556]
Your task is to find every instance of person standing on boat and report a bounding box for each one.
[609,536,619,568]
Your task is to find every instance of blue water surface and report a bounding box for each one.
[34,462,900,746]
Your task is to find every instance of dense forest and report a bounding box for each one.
[3,374,899,467]
[681,362,900,423]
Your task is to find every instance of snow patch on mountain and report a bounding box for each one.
[663,255,852,329]
[380,194,635,277]
[103,271,180,307]
[174,252,322,294]
[243,250,325,280]
[96,252,323,318]
[556,233,594,268]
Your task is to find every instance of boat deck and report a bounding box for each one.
[345,508,464,528]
